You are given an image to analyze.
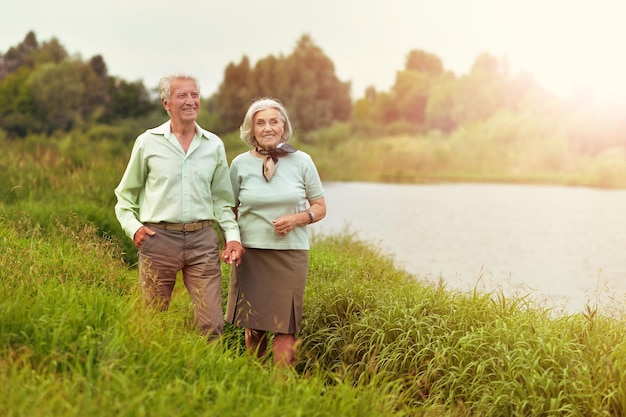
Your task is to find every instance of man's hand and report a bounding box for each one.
[133,225,156,249]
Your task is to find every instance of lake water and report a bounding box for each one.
[310,182,626,314]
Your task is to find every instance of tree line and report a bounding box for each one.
[1,31,624,157]
[0,32,154,138]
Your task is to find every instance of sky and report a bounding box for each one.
[2,0,626,108]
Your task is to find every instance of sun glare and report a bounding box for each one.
[472,0,626,109]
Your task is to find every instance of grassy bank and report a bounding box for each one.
[0,217,401,416]
[1,217,625,416]
[2,132,626,415]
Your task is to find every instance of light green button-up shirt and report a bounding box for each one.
[114,120,240,243]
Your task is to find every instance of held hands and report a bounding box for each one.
[222,241,245,266]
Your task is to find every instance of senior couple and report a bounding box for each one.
[114,71,326,367]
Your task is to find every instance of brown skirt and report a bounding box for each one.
[225,248,308,334]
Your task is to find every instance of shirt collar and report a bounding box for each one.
[149,120,212,140]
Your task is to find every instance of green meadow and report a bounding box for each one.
[2,132,626,416]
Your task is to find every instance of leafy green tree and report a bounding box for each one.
[28,58,114,133]
[88,55,108,80]
[30,61,87,132]
[0,67,41,137]
[0,31,67,79]
[212,56,252,133]
[32,38,68,68]
[211,34,351,134]
[247,55,284,97]
[103,77,154,122]
[282,35,351,132]
[0,31,156,136]
[450,53,510,125]
[0,31,39,77]
[405,49,444,76]
[351,86,383,137]
[425,78,456,132]
[391,70,431,124]
[365,49,449,132]
[0,67,35,116]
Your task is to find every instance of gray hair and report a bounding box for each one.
[240,98,293,147]
[158,71,200,102]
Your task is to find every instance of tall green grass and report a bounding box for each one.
[0,217,403,417]
[299,234,626,415]
[2,216,625,416]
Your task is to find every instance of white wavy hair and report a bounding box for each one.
[158,71,200,102]
[240,97,293,147]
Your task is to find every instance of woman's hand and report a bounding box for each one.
[272,212,307,236]
[273,199,326,237]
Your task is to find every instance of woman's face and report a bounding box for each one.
[253,108,284,150]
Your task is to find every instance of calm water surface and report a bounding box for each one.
[310,182,626,314]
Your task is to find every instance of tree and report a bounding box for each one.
[371,49,448,131]
[32,38,67,68]
[211,34,351,134]
[351,86,383,137]
[211,56,252,132]
[391,70,430,124]
[405,50,444,76]
[0,31,39,78]
[0,32,156,136]
[89,55,108,80]
[450,53,511,125]
[247,55,284,97]
[282,35,351,132]
[103,77,154,122]
[30,61,86,132]
[425,78,456,132]
[0,32,68,80]
[0,67,40,137]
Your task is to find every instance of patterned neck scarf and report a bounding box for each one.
[256,142,297,181]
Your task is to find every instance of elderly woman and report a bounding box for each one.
[224,97,326,367]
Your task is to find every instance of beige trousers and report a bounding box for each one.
[138,226,223,337]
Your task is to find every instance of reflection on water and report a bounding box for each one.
[311,182,626,314]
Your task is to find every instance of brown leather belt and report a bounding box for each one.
[146,220,212,232]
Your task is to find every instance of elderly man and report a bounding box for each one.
[114,71,243,339]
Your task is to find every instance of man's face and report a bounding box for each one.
[164,78,200,123]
